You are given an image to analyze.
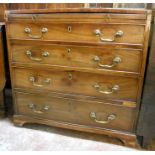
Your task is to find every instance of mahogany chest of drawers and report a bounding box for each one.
[5,8,151,147]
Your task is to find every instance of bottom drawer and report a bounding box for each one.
[15,91,136,132]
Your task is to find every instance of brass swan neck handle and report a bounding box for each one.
[90,112,116,124]
[28,103,49,114]
[94,29,124,42]
[26,50,49,62]
[24,27,48,39]
[93,56,122,68]
[29,76,51,87]
[93,83,120,95]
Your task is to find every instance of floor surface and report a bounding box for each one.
[0,118,138,151]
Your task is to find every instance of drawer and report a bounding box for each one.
[11,43,142,73]
[13,68,139,101]
[15,91,136,132]
[8,22,144,44]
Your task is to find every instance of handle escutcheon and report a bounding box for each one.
[26,50,50,62]
[94,29,123,42]
[90,112,116,124]
[28,103,49,114]
[93,83,120,95]
[93,56,122,68]
[24,27,48,39]
[29,76,51,87]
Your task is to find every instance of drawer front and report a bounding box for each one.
[15,92,136,132]
[13,68,139,101]
[11,43,142,73]
[8,23,144,44]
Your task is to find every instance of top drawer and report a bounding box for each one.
[7,22,145,45]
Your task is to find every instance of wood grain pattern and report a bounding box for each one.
[7,22,145,45]
[15,91,136,132]
[0,3,150,22]
[13,68,139,102]
[0,4,7,22]
[6,13,147,21]
[7,8,150,14]
[11,43,142,73]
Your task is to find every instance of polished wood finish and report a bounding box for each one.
[13,68,139,102]
[15,91,136,132]
[0,3,148,22]
[7,22,145,45]
[11,43,142,73]
[6,13,147,21]
[5,8,151,148]
[7,8,150,14]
